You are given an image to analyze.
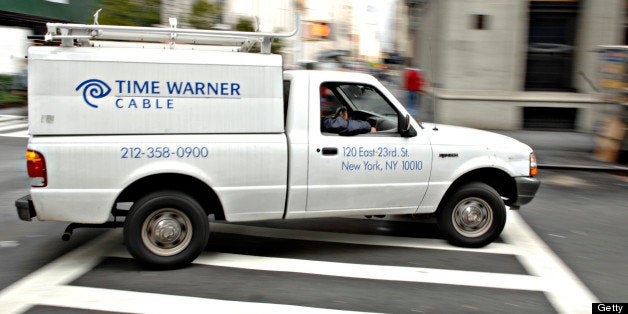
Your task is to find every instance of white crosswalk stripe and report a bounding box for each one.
[0,115,28,138]
[0,211,598,314]
[39,286,367,314]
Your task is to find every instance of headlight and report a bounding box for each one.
[529,152,538,177]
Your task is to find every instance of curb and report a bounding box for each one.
[539,163,628,173]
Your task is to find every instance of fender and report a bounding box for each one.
[418,148,518,214]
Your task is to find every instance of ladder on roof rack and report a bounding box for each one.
[44,10,299,54]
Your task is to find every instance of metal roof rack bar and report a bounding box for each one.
[45,12,299,53]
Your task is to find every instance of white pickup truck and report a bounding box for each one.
[15,21,539,268]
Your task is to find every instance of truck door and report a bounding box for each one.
[306,81,432,215]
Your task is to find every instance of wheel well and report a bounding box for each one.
[114,173,225,220]
[436,168,517,213]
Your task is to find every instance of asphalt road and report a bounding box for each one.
[518,168,628,303]
[0,125,626,313]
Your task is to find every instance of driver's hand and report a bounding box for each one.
[370,127,377,133]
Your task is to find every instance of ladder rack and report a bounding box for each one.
[45,12,299,54]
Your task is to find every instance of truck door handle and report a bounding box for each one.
[321,147,338,155]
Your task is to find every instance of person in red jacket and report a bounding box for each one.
[403,66,425,117]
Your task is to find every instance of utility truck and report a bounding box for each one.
[16,17,540,268]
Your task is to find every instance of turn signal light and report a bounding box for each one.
[26,150,47,187]
[530,153,538,177]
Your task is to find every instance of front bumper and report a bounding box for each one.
[15,195,36,221]
[511,177,541,208]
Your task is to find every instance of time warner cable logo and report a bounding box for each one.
[75,78,242,110]
[75,79,111,108]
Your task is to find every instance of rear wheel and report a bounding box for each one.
[437,182,506,247]
[124,190,209,268]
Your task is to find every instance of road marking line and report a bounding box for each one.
[548,233,566,238]
[501,211,598,314]
[194,251,546,291]
[110,247,546,291]
[0,231,119,314]
[0,241,20,248]
[0,124,27,133]
[40,285,370,314]
[0,130,28,138]
[0,115,26,122]
[0,119,28,138]
[211,222,516,255]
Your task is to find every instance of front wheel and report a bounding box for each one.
[124,190,210,268]
[437,183,506,247]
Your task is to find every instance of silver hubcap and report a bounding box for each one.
[452,197,493,238]
[142,208,192,256]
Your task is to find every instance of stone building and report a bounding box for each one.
[413,0,625,132]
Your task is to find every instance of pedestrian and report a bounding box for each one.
[403,63,425,117]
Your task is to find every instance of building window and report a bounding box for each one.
[472,14,488,30]
[525,1,579,92]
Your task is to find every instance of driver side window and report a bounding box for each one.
[337,84,398,118]
[319,82,399,135]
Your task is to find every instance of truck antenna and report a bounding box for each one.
[425,1,438,131]
[428,31,438,131]
[93,9,102,25]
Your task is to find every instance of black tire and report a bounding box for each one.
[437,182,506,248]
[124,190,210,268]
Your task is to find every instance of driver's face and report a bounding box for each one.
[340,111,348,120]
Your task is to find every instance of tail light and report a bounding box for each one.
[26,150,47,187]
[529,153,538,177]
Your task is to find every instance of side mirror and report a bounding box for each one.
[399,114,417,138]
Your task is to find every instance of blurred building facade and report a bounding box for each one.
[0,0,101,75]
[161,0,414,66]
[412,0,625,132]
[161,0,196,28]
